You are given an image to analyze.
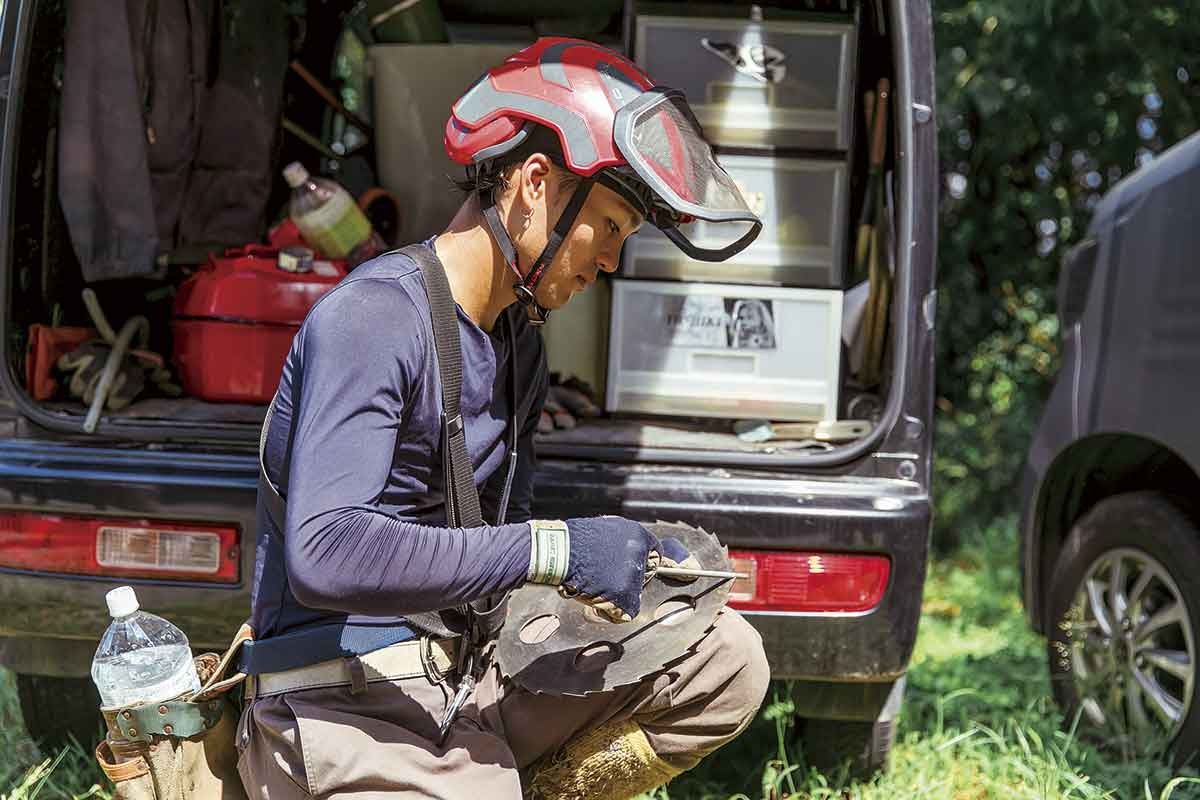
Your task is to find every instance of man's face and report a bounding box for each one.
[509,156,644,312]
[533,182,644,311]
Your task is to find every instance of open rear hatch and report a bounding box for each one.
[2,0,916,469]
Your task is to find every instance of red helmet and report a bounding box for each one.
[445,38,761,324]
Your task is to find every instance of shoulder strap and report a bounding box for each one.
[402,244,517,645]
[400,244,484,528]
[254,245,508,646]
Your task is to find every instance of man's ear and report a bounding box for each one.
[518,153,553,214]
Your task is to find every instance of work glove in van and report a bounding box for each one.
[526,517,693,623]
[56,340,146,410]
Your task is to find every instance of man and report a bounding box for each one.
[236,38,769,799]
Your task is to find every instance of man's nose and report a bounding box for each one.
[596,247,621,274]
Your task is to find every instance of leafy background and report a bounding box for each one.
[931,0,1200,549]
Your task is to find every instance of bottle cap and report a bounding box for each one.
[278,246,315,273]
[106,586,139,618]
[282,162,310,189]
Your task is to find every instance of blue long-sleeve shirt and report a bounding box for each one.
[245,245,549,669]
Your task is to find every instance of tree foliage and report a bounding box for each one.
[931,1,1200,547]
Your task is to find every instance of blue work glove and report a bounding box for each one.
[526,517,693,622]
[657,537,693,567]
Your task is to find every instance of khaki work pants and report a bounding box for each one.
[235,609,770,799]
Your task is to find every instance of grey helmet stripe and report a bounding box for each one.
[542,40,645,109]
[455,75,600,169]
[596,60,644,109]
[470,122,533,164]
[539,41,575,89]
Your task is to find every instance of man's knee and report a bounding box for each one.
[705,610,771,730]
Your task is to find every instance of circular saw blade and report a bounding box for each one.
[496,522,733,696]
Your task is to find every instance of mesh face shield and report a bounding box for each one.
[613,89,762,262]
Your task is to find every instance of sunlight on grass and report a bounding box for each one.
[659,520,1200,800]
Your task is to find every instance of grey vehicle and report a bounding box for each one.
[1023,129,1200,763]
[0,0,937,775]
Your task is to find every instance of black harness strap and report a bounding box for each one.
[254,244,525,651]
[406,244,485,529]
[402,244,519,643]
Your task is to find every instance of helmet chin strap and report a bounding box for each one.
[478,180,594,326]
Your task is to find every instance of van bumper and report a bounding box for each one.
[0,449,930,721]
[532,459,932,719]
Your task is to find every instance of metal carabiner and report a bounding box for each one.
[437,649,476,743]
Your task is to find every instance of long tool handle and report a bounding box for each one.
[870,78,891,170]
[654,566,747,580]
[771,420,873,442]
[290,61,374,136]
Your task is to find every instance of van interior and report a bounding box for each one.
[6,0,899,462]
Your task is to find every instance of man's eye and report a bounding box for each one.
[607,218,620,235]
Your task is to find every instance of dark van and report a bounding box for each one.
[1023,130,1200,763]
[0,0,937,774]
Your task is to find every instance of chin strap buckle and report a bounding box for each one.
[512,283,551,326]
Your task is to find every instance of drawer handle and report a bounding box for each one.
[699,38,787,85]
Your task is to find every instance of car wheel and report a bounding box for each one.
[1046,491,1200,765]
[17,674,105,750]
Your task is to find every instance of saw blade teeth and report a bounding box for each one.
[498,521,733,695]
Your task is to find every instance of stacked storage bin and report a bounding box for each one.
[607,6,856,423]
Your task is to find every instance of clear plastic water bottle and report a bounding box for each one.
[282,161,384,265]
[91,586,201,709]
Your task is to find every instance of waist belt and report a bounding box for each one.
[237,622,426,675]
[246,637,457,700]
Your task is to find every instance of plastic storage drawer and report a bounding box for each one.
[623,154,848,288]
[634,14,856,151]
[605,279,842,421]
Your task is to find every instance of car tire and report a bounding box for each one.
[795,717,895,778]
[17,673,105,750]
[1046,491,1200,765]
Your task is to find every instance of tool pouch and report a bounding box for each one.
[93,624,254,800]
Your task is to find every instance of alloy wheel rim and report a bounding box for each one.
[1068,547,1195,745]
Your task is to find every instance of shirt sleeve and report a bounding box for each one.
[282,277,532,616]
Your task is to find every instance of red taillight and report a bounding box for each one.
[0,511,239,583]
[726,550,890,613]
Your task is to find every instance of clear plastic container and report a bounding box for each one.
[90,586,201,709]
[283,161,384,263]
[606,279,843,421]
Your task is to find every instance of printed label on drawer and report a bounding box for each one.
[658,295,778,351]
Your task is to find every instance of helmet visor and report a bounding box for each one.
[614,89,761,262]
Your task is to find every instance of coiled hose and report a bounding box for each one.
[81,288,149,434]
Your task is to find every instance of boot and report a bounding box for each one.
[524,719,684,800]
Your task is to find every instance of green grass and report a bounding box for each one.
[663,522,1200,800]
[3,523,1200,799]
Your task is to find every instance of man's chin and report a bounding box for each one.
[539,290,576,311]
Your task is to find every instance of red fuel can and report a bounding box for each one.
[172,246,347,403]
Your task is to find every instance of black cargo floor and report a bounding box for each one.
[535,417,836,454]
[41,397,268,425]
[38,402,842,454]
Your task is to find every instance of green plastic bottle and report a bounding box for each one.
[283,162,381,262]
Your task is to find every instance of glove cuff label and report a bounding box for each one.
[527,519,570,585]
